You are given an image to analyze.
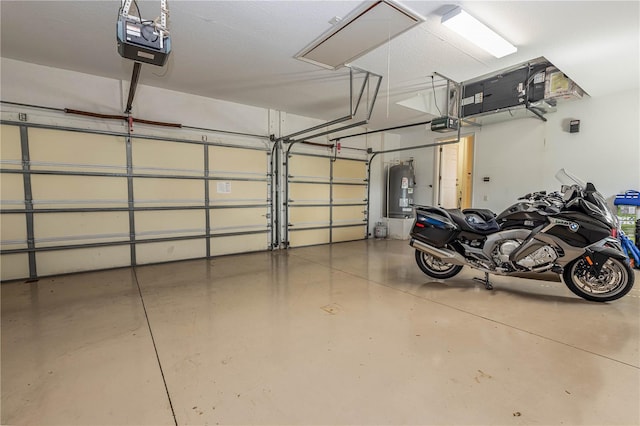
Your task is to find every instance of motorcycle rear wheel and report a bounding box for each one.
[563,257,634,302]
[415,249,463,279]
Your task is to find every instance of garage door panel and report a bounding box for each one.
[289,229,330,247]
[289,156,329,180]
[289,183,329,204]
[210,233,269,256]
[37,246,131,276]
[132,138,203,176]
[209,147,268,174]
[209,181,268,203]
[210,208,268,233]
[333,226,366,242]
[136,239,206,265]
[134,178,204,206]
[29,129,126,173]
[1,214,27,250]
[1,125,22,169]
[31,175,128,208]
[289,207,330,227]
[333,185,366,203]
[1,254,29,281]
[1,174,25,206]
[333,205,365,222]
[333,159,367,180]
[135,210,205,240]
[34,212,129,247]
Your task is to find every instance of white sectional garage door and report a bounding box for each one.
[286,151,368,248]
[0,123,271,281]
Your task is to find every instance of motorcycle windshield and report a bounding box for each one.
[555,168,587,190]
[556,169,618,229]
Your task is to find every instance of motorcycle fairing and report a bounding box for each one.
[544,211,610,247]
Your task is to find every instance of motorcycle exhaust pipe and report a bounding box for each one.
[410,238,466,265]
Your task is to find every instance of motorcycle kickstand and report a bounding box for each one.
[473,272,493,290]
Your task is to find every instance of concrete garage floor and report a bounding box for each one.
[2,239,639,425]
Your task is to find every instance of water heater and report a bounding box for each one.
[387,162,416,218]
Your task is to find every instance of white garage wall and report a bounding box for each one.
[0,58,270,136]
[398,88,640,213]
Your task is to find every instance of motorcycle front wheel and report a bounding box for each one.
[415,249,463,279]
[563,257,635,302]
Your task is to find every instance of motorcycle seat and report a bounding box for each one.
[446,208,500,234]
[462,208,496,222]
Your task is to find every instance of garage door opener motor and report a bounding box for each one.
[117,0,171,66]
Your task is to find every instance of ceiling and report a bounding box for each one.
[1,1,639,132]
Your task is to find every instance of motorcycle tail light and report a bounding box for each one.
[415,223,425,228]
[611,228,618,238]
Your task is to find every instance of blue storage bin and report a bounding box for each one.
[614,190,640,206]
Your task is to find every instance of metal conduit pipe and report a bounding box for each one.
[330,120,433,142]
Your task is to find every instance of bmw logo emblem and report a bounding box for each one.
[569,222,579,232]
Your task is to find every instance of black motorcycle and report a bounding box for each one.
[409,169,634,302]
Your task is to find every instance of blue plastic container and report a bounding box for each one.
[614,190,640,206]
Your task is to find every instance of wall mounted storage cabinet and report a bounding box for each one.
[460,58,586,126]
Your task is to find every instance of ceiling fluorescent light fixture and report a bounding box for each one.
[295,0,424,70]
[441,7,516,58]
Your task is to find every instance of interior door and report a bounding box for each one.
[438,143,459,208]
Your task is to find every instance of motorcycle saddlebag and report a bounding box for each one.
[410,206,459,248]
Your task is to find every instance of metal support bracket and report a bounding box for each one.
[125,62,143,114]
[278,67,382,143]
